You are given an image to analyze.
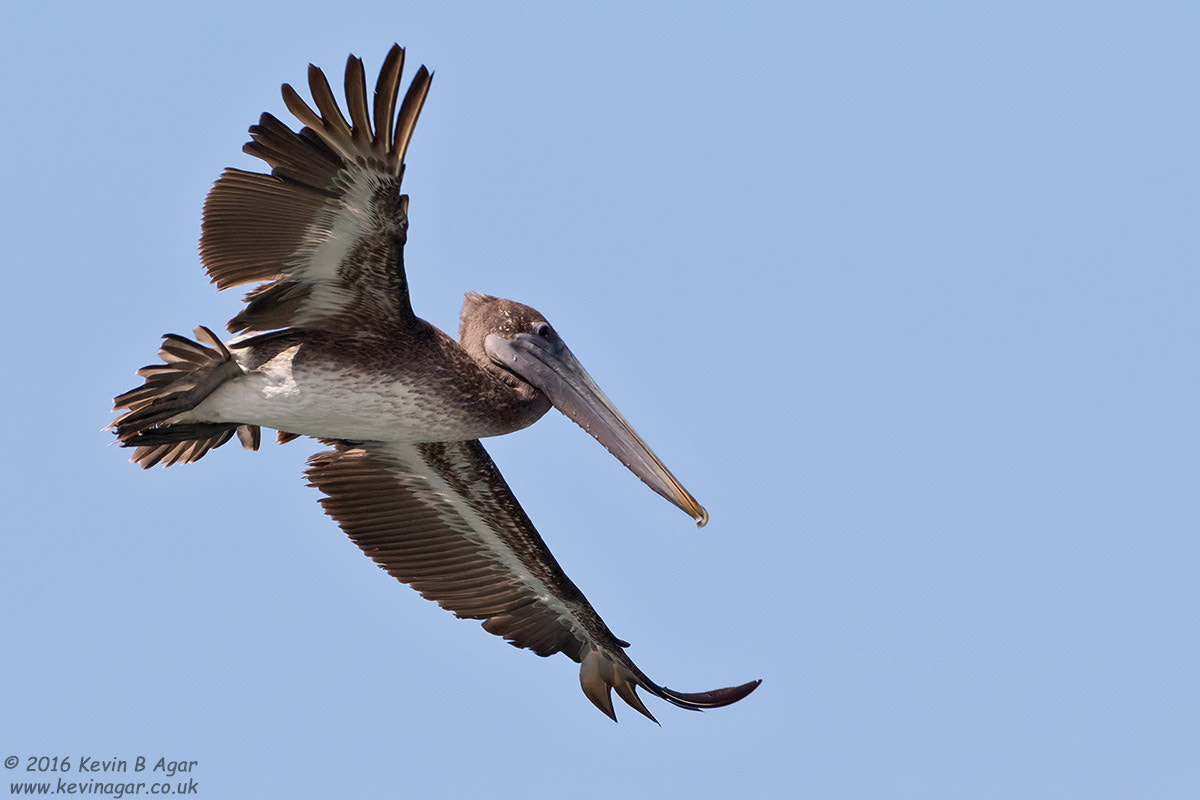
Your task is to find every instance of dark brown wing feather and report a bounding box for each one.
[306,440,760,722]
[200,46,432,337]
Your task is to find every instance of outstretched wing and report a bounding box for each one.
[305,439,761,722]
[200,45,431,337]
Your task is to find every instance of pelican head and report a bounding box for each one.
[459,292,708,526]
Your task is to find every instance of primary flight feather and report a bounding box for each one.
[111,45,760,722]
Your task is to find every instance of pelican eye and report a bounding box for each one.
[535,323,552,339]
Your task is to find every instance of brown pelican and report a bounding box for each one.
[111,45,759,722]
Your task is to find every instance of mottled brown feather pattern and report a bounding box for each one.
[199,45,433,337]
[307,440,597,659]
[306,440,761,721]
[111,46,761,722]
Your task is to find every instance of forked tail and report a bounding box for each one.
[110,326,260,468]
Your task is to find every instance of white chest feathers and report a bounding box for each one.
[190,345,495,443]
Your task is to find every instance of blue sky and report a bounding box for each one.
[2,1,1197,797]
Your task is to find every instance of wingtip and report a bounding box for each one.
[580,644,759,721]
[580,647,619,721]
[586,686,619,723]
[612,677,658,724]
[658,678,762,710]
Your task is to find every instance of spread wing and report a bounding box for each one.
[305,439,761,722]
[200,45,431,337]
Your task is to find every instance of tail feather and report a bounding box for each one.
[126,423,240,469]
[111,326,259,468]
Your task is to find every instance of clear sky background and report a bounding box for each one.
[2,2,1196,798]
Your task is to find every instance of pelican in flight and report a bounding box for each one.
[111,45,759,721]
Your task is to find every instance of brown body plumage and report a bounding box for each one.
[111,45,759,721]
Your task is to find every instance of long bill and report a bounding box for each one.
[486,333,708,527]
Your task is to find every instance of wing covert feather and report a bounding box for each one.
[200,45,432,337]
[305,440,761,721]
